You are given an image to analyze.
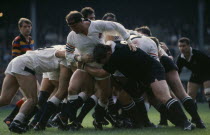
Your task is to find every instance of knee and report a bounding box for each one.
[0,97,11,106]
[68,87,79,95]
[26,97,38,107]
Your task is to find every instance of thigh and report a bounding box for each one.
[150,80,171,104]
[187,82,200,99]
[15,74,38,100]
[0,74,19,104]
[55,64,72,99]
[68,69,89,95]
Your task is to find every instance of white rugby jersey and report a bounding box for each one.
[66,20,130,63]
[130,35,159,61]
[25,45,65,74]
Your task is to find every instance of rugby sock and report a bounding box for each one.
[76,95,98,123]
[13,112,25,123]
[38,96,60,126]
[122,100,143,127]
[134,97,151,124]
[5,99,25,121]
[107,97,120,115]
[94,100,106,123]
[24,106,39,124]
[67,93,86,122]
[166,98,188,127]
[38,101,57,126]
[59,99,68,116]
[154,104,168,125]
[182,97,201,122]
[30,91,50,124]
[38,91,50,107]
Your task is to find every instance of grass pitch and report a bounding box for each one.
[0,103,209,135]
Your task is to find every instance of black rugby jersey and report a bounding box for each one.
[176,49,210,74]
[103,42,163,81]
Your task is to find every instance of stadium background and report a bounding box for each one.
[0,0,210,103]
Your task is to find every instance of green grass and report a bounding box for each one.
[0,103,209,135]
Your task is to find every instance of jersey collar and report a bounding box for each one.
[181,47,193,62]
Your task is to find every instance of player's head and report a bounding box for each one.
[93,44,112,64]
[135,26,152,37]
[66,11,84,33]
[102,13,117,22]
[81,7,95,20]
[178,37,191,54]
[18,18,32,36]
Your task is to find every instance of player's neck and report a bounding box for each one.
[22,34,30,42]
[82,21,91,36]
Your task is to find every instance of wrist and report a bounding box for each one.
[74,54,82,62]
[126,38,132,44]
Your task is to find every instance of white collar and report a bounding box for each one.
[181,47,193,62]
[105,40,116,53]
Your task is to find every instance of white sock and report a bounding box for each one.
[91,95,98,104]
[79,92,87,101]
[48,96,61,107]
[98,99,107,108]
[13,112,25,123]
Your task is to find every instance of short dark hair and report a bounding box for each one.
[18,18,32,28]
[102,13,117,21]
[93,44,111,63]
[135,26,152,36]
[178,37,190,45]
[65,11,83,26]
[81,7,95,19]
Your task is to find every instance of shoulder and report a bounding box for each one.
[13,36,21,42]
[67,31,76,40]
[67,31,76,45]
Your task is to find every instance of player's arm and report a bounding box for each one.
[99,21,136,51]
[84,65,110,78]
[55,50,66,58]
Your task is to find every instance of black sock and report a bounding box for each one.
[38,101,57,126]
[94,103,106,123]
[122,101,143,127]
[38,91,50,107]
[76,97,96,123]
[67,97,84,122]
[182,97,201,122]
[134,97,151,124]
[24,106,39,124]
[154,104,168,125]
[30,91,50,124]
[107,97,119,115]
[166,98,188,127]
[5,105,20,121]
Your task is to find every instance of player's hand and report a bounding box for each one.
[127,39,137,51]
